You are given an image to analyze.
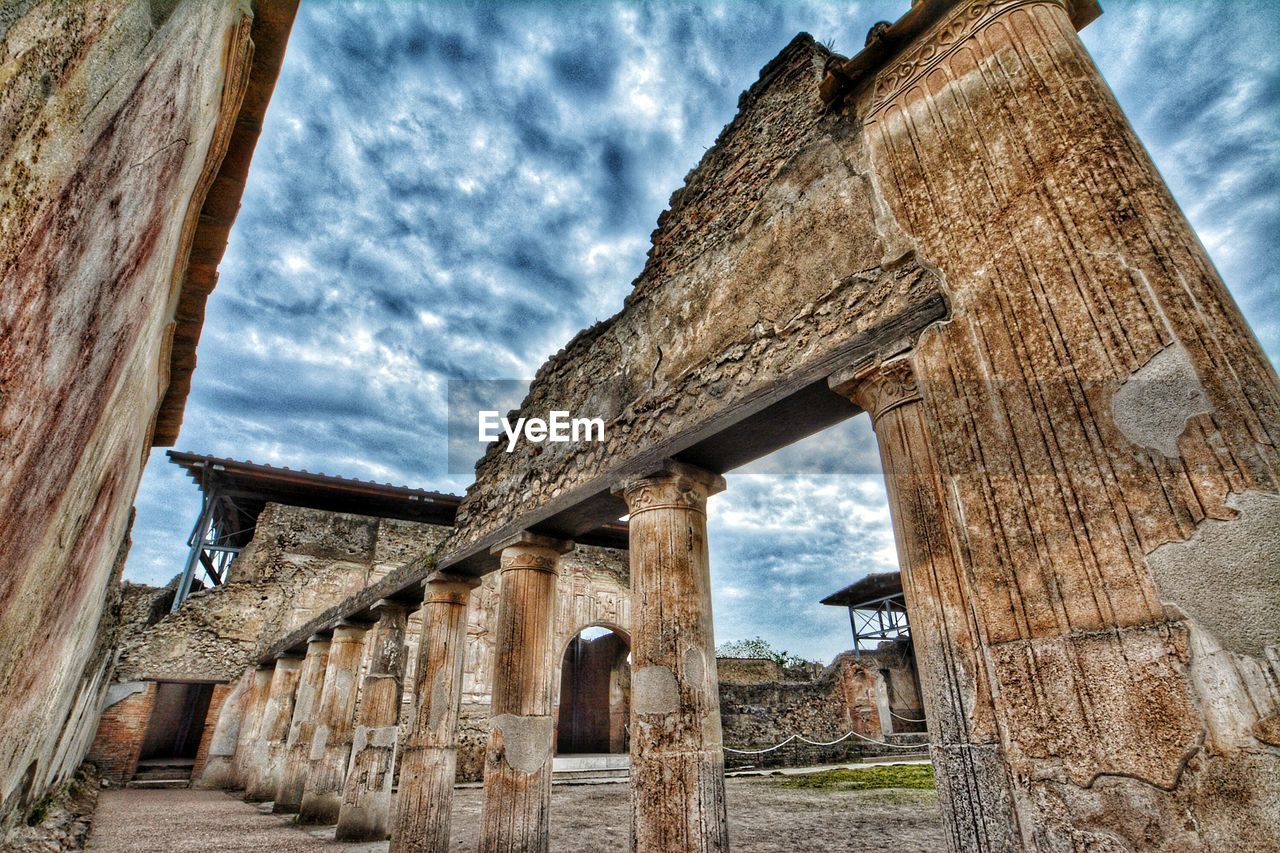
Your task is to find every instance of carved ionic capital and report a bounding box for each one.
[495,546,560,576]
[613,460,726,517]
[488,531,571,576]
[829,358,923,425]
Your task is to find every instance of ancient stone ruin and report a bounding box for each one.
[2,0,1278,850]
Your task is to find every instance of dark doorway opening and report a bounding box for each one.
[556,627,630,755]
[139,682,214,762]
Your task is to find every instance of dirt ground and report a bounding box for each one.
[88,776,945,852]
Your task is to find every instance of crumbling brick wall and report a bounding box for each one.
[84,684,155,786]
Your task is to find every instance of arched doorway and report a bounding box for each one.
[556,626,630,755]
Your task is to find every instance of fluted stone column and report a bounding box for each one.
[615,461,729,853]
[299,622,368,824]
[389,578,478,852]
[831,359,1020,850]
[229,665,273,789]
[478,533,572,853]
[337,600,408,843]
[274,634,331,813]
[245,655,303,802]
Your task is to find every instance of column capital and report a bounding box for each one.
[332,622,369,641]
[490,532,572,576]
[306,633,333,646]
[421,573,481,604]
[370,598,409,615]
[612,459,726,516]
[828,357,922,424]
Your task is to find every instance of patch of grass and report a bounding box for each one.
[771,763,936,791]
[26,795,52,827]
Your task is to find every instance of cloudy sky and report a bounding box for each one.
[127,0,1280,663]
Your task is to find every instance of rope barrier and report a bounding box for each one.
[723,729,930,755]
[889,710,928,723]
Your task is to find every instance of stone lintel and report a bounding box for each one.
[488,530,573,556]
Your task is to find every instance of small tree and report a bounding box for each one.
[715,636,810,669]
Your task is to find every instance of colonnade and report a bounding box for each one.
[217,459,739,851]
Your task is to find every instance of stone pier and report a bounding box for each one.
[616,461,729,853]
[299,623,367,824]
[390,579,478,851]
[337,601,409,843]
[245,656,303,802]
[222,666,273,790]
[478,534,571,853]
[274,635,331,813]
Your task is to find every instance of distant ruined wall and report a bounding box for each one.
[718,647,924,758]
[117,506,634,786]
[114,505,451,683]
[0,0,288,829]
[92,505,449,784]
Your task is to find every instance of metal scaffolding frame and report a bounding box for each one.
[171,465,257,612]
[845,592,911,656]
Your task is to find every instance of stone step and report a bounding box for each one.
[884,732,930,745]
[552,767,630,785]
[132,768,193,781]
[551,754,630,785]
[125,778,191,789]
[552,754,629,772]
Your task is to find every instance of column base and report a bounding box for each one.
[391,746,458,852]
[298,791,342,826]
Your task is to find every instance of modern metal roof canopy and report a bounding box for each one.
[165,451,465,611]
[821,571,910,654]
[166,451,631,617]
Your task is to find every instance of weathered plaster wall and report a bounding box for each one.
[0,0,290,830]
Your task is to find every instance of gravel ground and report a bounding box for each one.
[88,775,945,852]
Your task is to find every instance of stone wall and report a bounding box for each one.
[719,645,924,768]
[114,504,450,683]
[0,0,292,830]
